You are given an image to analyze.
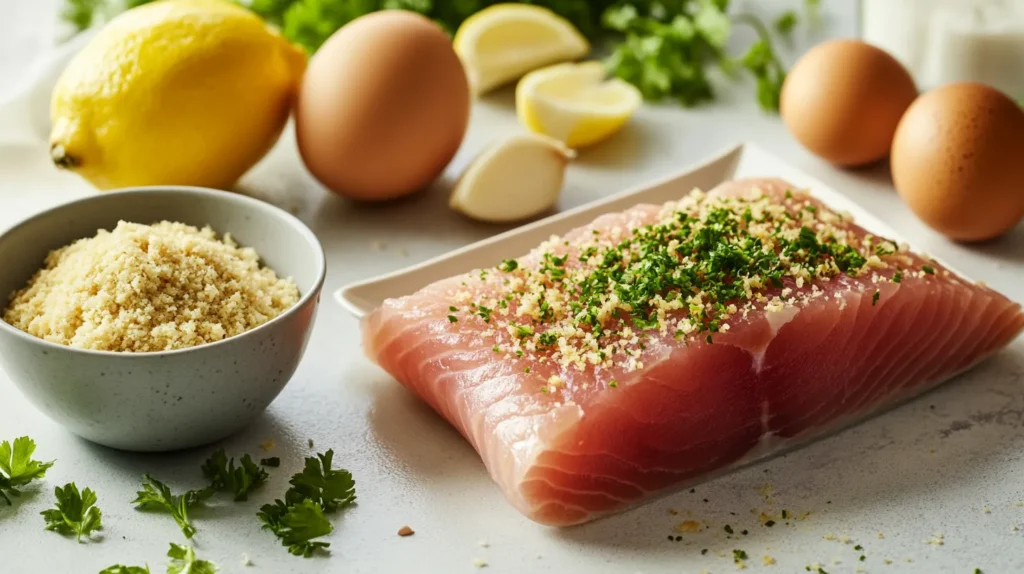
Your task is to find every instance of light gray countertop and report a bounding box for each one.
[1,2,1022,573]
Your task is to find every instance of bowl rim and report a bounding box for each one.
[0,185,327,358]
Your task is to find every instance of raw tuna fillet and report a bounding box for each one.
[363,178,1024,526]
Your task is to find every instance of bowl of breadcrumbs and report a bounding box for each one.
[0,187,326,452]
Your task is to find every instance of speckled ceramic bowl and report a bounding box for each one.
[0,187,326,452]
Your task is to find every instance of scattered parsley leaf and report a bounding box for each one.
[258,499,333,557]
[201,450,269,502]
[447,315,458,323]
[99,566,150,574]
[499,259,519,272]
[131,475,211,539]
[922,265,935,275]
[260,457,281,468]
[892,270,902,283]
[0,436,54,505]
[166,543,217,574]
[872,291,880,306]
[724,524,734,534]
[258,450,356,557]
[733,549,748,561]
[41,482,103,542]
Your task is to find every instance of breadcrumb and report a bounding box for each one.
[3,221,299,352]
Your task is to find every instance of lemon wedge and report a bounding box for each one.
[450,133,574,223]
[516,61,643,148]
[453,4,589,96]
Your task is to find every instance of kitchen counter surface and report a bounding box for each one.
[1,2,1022,573]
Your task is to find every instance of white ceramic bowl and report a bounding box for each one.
[0,187,326,452]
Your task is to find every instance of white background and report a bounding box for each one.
[1,1,1023,573]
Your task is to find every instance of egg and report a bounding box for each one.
[295,11,470,201]
[891,82,1024,242]
[781,40,917,166]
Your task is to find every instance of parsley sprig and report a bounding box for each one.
[99,566,151,574]
[201,449,268,502]
[0,436,54,505]
[131,475,212,539]
[166,543,217,574]
[41,482,103,542]
[258,449,356,557]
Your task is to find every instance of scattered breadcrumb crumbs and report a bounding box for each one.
[259,440,275,452]
[675,520,703,533]
[472,558,488,568]
[241,553,252,566]
[983,506,992,514]
[3,221,299,352]
[763,555,776,565]
[478,539,490,548]
[883,558,893,565]
[878,532,885,539]
[926,533,944,546]
[397,526,414,537]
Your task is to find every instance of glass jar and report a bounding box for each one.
[861,0,1024,96]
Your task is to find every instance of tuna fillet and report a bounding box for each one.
[363,178,1024,526]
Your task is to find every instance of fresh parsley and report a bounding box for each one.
[0,436,54,505]
[99,566,150,574]
[201,450,268,502]
[258,449,356,557]
[41,482,102,542]
[167,543,218,574]
[131,474,212,539]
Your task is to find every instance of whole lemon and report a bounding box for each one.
[49,0,306,190]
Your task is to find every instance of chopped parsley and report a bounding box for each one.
[724,524,734,534]
[922,265,935,275]
[499,259,519,272]
[447,315,458,323]
[764,520,775,527]
[608,380,618,388]
[733,549,748,562]
[892,270,902,283]
[872,291,880,306]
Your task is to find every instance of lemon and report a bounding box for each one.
[49,0,306,191]
[453,4,589,96]
[516,61,643,148]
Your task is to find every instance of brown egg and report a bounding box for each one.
[891,82,1024,242]
[295,11,470,201]
[781,40,918,166]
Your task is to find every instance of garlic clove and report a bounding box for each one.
[450,132,574,223]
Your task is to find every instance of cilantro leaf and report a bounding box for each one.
[0,436,54,505]
[201,450,269,501]
[41,482,103,542]
[166,543,217,574]
[258,499,333,557]
[99,566,150,574]
[131,475,211,539]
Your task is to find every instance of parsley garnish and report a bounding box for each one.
[201,450,268,502]
[166,543,217,574]
[41,482,102,542]
[258,450,355,557]
[922,265,935,275]
[131,475,211,539]
[872,291,880,306]
[764,520,775,527]
[854,544,863,551]
[0,436,53,505]
[499,259,519,272]
[514,324,534,338]
[724,524,734,534]
[892,270,902,283]
[608,380,618,388]
[733,549,748,562]
[447,315,458,323]
[99,566,150,574]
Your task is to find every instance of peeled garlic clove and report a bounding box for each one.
[450,133,574,223]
